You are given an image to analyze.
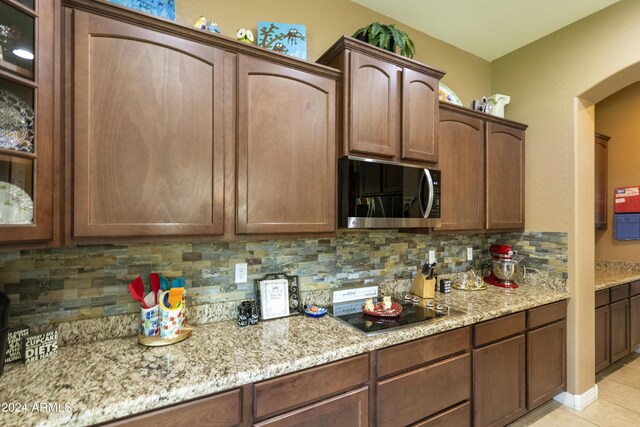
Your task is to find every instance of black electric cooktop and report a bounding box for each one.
[329,296,465,336]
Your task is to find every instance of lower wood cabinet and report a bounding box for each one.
[527,320,567,410]
[631,294,640,349]
[104,388,243,427]
[254,387,368,427]
[610,298,630,362]
[377,353,470,427]
[473,334,527,427]
[595,304,611,373]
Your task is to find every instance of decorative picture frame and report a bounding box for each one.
[254,273,302,320]
[257,22,307,60]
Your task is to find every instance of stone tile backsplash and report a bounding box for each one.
[0,230,567,327]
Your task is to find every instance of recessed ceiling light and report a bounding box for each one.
[13,49,34,60]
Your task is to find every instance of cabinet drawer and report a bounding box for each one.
[377,327,470,377]
[254,387,368,427]
[254,354,368,420]
[474,312,525,347]
[106,389,242,427]
[611,283,630,302]
[413,401,470,427]
[630,280,640,297]
[377,353,470,427]
[527,300,567,329]
[596,289,610,308]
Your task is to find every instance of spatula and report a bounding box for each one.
[168,288,183,309]
[128,279,147,308]
[160,275,170,292]
[150,273,160,304]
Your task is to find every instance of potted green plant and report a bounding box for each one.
[352,22,415,58]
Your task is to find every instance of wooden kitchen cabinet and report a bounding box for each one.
[435,104,526,232]
[594,133,610,229]
[236,54,337,234]
[0,0,56,245]
[630,281,640,349]
[70,9,225,238]
[437,106,485,230]
[595,305,611,372]
[254,387,368,427]
[526,302,567,410]
[473,313,527,427]
[317,36,444,165]
[486,122,526,229]
[610,298,630,362]
[105,388,244,427]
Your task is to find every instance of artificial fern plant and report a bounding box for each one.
[352,22,415,58]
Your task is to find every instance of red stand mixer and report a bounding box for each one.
[483,244,526,288]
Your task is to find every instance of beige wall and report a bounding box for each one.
[175,0,490,105]
[595,82,640,262]
[492,0,640,398]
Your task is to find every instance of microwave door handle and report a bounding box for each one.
[419,169,434,218]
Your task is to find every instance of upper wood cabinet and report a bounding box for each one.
[437,107,485,230]
[0,0,55,245]
[317,36,444,165]
[436,103,526,232]
[594,133,610,230]
[486,122,525,229]
[235,55,337,234]
[69,10,225,238]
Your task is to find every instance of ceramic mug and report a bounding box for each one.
[140,304,159,336]
[159,302,184,339]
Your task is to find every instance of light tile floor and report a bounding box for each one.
[509,353,640,426]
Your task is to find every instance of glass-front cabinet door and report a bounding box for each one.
[0,0,53,244]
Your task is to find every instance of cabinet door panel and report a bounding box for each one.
[349,52,399,158]
[595,305,610,372]
[402,68,438,163]
[631,295,640,350]
[255,387,368,427]
[72,11,224,237]
[377,353,470,427]
[473,334,526,427]
[437,108,485,230]
[236,56,336,234]
[527,320,566,410]
[610,299,630,362]
[486,123,525,229]
[594,134,609,229]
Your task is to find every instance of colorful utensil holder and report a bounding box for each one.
[140,304,159,336]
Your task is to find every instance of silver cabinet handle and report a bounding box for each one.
[419,169,434,218]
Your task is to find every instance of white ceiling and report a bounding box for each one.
[351,0,620,61]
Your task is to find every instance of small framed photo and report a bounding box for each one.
[254,273,302,320]
[259,279,290,320]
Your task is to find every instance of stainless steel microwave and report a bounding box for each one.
[338,157,441,229]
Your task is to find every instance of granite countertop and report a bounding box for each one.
[595,261,640,291]
[0,284,569,427]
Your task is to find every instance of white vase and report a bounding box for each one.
[487,94,511,118]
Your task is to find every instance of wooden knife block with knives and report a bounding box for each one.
[411,262,436,299]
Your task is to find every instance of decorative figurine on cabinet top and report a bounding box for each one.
[208,22,220,34]
[258,22,307,60]
[486,94,511,118]
[193,16,207,30]
[236,28,255,44]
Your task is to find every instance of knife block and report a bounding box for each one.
[411,274,436,299]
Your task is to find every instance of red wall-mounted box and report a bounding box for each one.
[615,186,640,213]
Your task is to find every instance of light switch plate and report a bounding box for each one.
[235,263,248,283]
[429,250,436,264]
[467,247,473,261]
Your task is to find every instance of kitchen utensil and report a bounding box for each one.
[150,273,160,303]
[168,288,183,308]
[171,277,185,289]
[128,279,148,308]
[143,291,156,308]
[159,275,170,292]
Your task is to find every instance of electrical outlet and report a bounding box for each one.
[467,247,473,261]
[235,263,248,283]
[428,250,436,264]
